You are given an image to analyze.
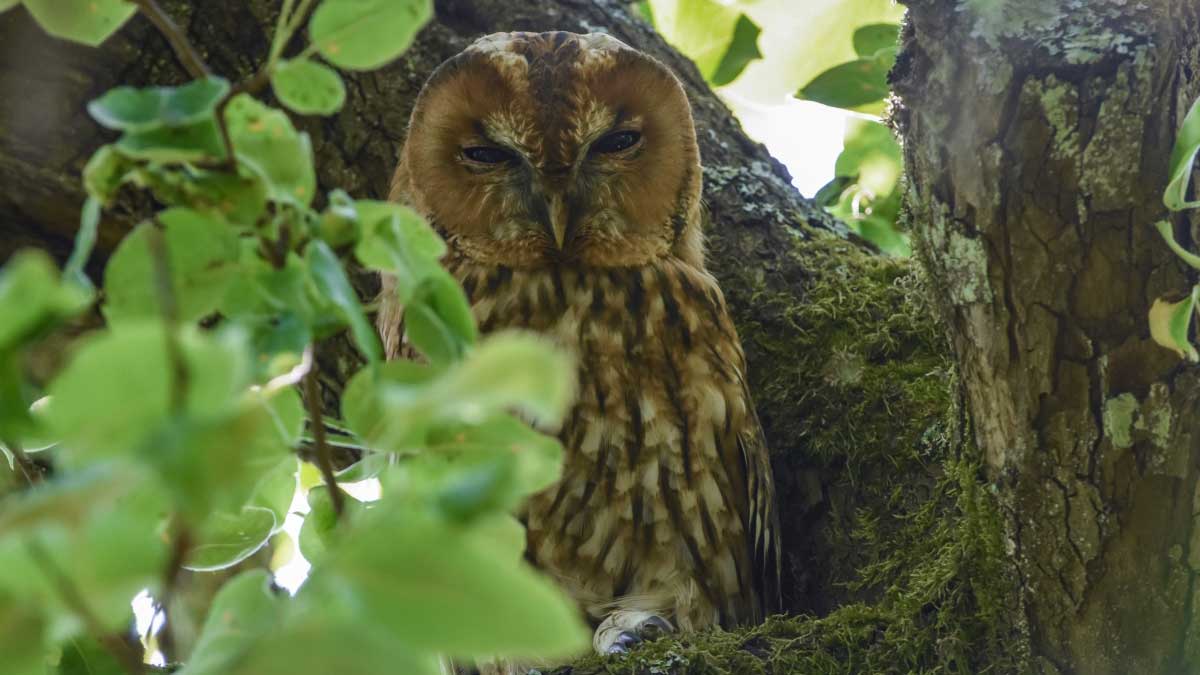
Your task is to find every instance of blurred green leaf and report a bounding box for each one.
[853,23,900,57]
[318,190,361,248]
[272,59,347,116]
[250,455,299,522]
[0,483,169,634]
[103,209,240,325]
[23,0,136,46]
[185,506,277,572]
[116,119,228,164]
[46,323,248,460]
[224,95,316,206]
[343,333,572,452]
[0,0,19,11]
[469,513,527,564]
[0,593,45,675]
[1165,94,1200,211]
[796,47,896,113]
[297,486,363,563]
[354,200,446,303]
[0,251,91,353]
[405,268,477,365]
[1155,219,1200,270]
[176,570,281,675]
[131,165,269,226]
[55,637,126,675]
[88,78,230,133]
[426,414,563,498]
[63,197,101,292]
[82,145,134,205]
[709,14,762,87]
[303,509,589,658]
[0,465,140,537]
[435,454,517,522]
[306,240,382,363]
[308,0,433,71]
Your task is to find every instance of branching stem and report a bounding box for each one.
[303,348,345,518]
[130,0,210,80]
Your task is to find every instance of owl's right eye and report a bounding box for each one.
[462,146,516,164]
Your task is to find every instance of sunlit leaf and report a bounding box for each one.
[405,268,477,365]
[23,0,136,47]
[224,95,316,206]
[176,570,282,675]
[0,0,20,12]
[272,59,347,116]
[852,23,900,57]
[1165,95,1200,211]
[426,414,564,497]
[709,14,762,87]
[1149,285,1200,362]
[185,507,277,572]
[0,251,90,353]
[796,47,896,113]
[308,0,433,71]
[647,0,742,80]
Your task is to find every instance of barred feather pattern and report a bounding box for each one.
[445,249,781,631]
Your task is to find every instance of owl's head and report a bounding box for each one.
[392,31,704,269]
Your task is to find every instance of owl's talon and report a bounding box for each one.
[637,615,671,641]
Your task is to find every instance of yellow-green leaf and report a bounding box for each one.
[1165,95,1200,211]
[1149,286,1200,362]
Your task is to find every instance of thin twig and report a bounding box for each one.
[151,519,191,661]
[4,439,42,487]
[302,349,345,518]
[26,539,145,675]
[130,0,210,80]
[145,224,188,413]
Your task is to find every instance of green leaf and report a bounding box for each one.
[708,14,762,87]
[46,323,248,460]
[185,507,278,572]
[250,456,299,522]
[1165,95,1200,211]
[426,415,563,498]
[63,197,101,292]
[0,594,45,675]
[224,95,316,206]
[0,251,91,353]
[272,59,347,116]
[435,454,517,521]
[176,570,282,675]
[318,190,362,248]
[306,240,382,363]
[116,119,227,164]
[342,333,572,452]
[354,201,446,303]
[0,0,19,11]
[82,144,135,205]
[308,0,433,71]
[0,465,140,537]
[852,23,900,57]
[796,47,896,113]
[306,509,589,658]
[88,78,230,133]
[130,165,269,225]
[0,482,169,634]
[1149,285,1200,361]
[297,486,358,563]
[1155,219,1200,270]
[647,0,742,80]
[22,0,136,46]
[102,210,240,325]
[405,268,477,365]
[55,637,127,675]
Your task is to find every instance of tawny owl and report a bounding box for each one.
[378,31,780,653]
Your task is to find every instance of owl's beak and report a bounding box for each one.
[547,192,570,249]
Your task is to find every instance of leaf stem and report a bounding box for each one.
[26,539,146,675]
[4,439,43,487]
[130,0,210,80]
[303,348,345,518]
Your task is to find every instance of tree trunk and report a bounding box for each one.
[896,1,1200,672]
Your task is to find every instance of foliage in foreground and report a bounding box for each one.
[0,1,590,673]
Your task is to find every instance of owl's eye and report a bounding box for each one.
[462,146,516,164]
[591,130,642,155]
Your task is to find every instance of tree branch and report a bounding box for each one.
[129,0,210,80]
[303,353,345,518]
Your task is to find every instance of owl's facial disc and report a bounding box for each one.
[402,31,701,268]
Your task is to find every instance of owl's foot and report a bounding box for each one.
[594,610,674,655]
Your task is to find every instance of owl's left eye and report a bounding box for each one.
[462,146,516,164]
[591,130,642,155]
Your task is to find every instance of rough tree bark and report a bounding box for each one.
[896,1,1200,672]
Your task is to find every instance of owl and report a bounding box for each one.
[378,31,780,654]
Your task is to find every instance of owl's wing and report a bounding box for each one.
[736,385,782,618]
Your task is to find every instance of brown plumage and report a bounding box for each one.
[379,31,780,649]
